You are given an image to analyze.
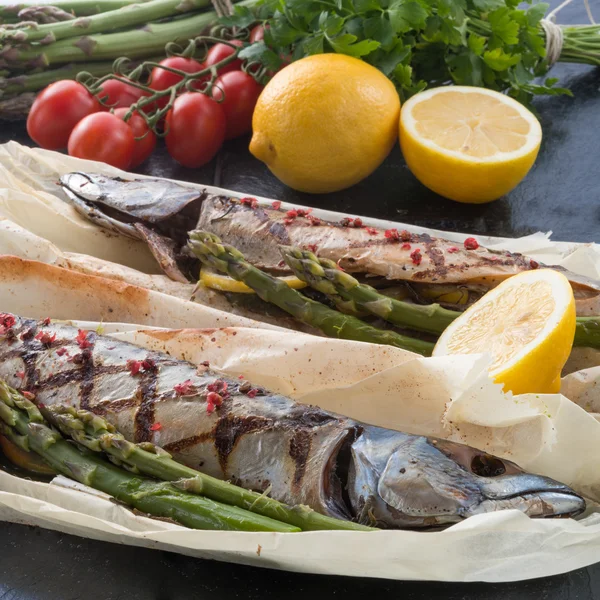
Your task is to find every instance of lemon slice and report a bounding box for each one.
[0,435,55,475]
[433,269,576,395]
[200,268,307,294]
[400,86,542,204]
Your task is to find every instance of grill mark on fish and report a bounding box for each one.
[133,360,160,443]
[79,334,96,410]
[423,243,447,280]
[21,350,41,390]
[92,397,139,416]
[289,429,311,488]
[214,415,273,474]
[24,363,145,392]
[16,323,42,391]
[163,432,216,453]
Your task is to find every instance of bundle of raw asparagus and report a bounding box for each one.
[0,0,242,118]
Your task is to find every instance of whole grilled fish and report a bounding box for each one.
[0,314,585,527]
[59,173,600,315]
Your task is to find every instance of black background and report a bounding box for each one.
[1,0,600,597]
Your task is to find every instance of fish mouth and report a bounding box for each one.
[469,470,586,519]
[469,490,586,519]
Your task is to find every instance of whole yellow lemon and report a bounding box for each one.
[250,54,401,194]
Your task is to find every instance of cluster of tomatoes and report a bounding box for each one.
[26,26,266,170]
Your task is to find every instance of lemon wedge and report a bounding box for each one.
[433,269,576,395]
[400,86,542,203]
[200,268,307,294]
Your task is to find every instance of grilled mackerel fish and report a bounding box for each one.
[0,315,585,527]
[59,173,600,315]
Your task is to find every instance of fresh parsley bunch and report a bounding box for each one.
[225,0,600,105]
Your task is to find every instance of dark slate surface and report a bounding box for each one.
[1,0,600,597]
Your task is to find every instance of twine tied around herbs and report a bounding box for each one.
[541,0,596,66]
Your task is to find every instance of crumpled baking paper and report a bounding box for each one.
[0,142,600,582]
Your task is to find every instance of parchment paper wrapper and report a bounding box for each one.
[1,142,600,582]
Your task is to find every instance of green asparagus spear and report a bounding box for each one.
[0,59,117,93]
[0,55,163,95]
[188,231,434,356]
[43,405,374,532]
[0,380,299,532]
[1,6,242,66]
[14,5,76,24]
[5,0,214,43]
[281,247,457,335]
[574,317,600,349]
[0,0,144,19]
[281,247,600,350]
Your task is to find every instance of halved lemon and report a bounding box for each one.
[433,269,576,395]
[200,268,306,294]
[400,86,542,204]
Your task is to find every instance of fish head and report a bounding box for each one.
[59,172,206,244]
[348,427,585,528]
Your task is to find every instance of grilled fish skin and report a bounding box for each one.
[0,315,585,527]
[197,196,600,297]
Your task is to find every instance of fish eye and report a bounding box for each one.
[471,454,506,477]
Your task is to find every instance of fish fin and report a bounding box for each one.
[133,223,190,284]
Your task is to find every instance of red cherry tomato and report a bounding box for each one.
[27,80,100,150]
[249,25,265,42]
[113,107,156,169]
[165,93,225,168]
[213,71,262,140]
[97,78,147,109]
[205,40,243,75]
[149,57,207,110]
[68,112,135,170]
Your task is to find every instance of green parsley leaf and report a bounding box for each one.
[329,33,381,56]
[302,33,325,55]
[239,42,282,70]
[319,12,345,36]
[468,33,486,56]
[523,26,547,57]
[483,47,521,70]
[363,14,396,49]
[376,39,411,75]
[353,0,382,13]
[268,19,306,46]
[436,0,466,22]
[471,0,505,11]
[488,8,520,46]
[447,51,484,86]
[388,1,429,33]
[527,3,549,26]
[218,5,257,28]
